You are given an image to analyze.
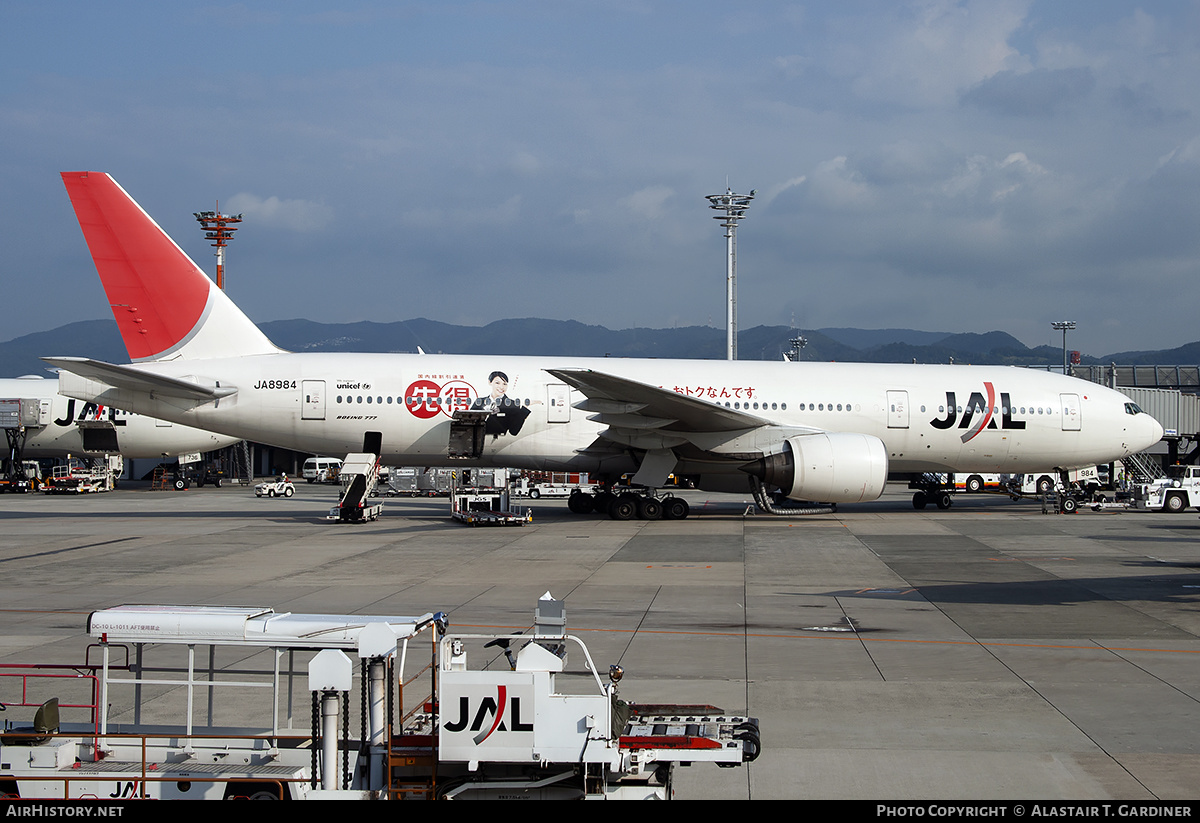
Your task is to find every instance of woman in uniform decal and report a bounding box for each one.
[471,370,531,436]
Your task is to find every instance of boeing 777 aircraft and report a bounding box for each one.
[1,375,240,459]
[44,172,1163,518]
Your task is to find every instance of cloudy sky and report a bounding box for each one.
[4,1,1199,357]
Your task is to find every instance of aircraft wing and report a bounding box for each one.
[42,357,236,404]
[547,367,769,432]
[547,368,822,486]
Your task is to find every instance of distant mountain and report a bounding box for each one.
[1102,341,1200,366]
[3,318,1199,377]
[0,320,127,378]
[817,327,953,349]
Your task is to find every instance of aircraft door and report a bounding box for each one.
[886,391,909,428]
[1060,393,1080,431]
[547,383,570,423]
[302,380,326,421]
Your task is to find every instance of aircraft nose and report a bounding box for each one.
[1146,414,1165,447]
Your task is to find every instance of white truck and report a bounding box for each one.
[1132,464,1200,512]
[303,456,342,484]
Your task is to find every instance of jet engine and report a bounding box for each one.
[743,432,888,504]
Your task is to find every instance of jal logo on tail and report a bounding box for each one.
[443,685,534,744]
[929,383,1026,443]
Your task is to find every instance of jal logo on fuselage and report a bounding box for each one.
[443,685,534,745]
[53,399,126,428]
[929,382,1025,443]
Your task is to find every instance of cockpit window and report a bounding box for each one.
[1124,402,1144,415]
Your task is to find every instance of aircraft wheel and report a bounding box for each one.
[1061,497,1078,514]
[936,493,953,510]
[567,493,593,514]
[966,475,984,493]
[637,497,662,520]
[608,494,638,521]
[663,497,690,520]
[174,479,187,491]
[912,491,927,510]
[284,486,294,498]
[592,491,613,512]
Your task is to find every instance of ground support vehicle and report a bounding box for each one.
[190,466,227,487]
[254,477,295,498]
[909,469,1103,514]
[1132,464,1200,512]
[372,467,440,498]
[327,453,384,522]
[44,458,118,494]
[1005,467,1106,514]
[450,472,531,526]
[0,460,42,493]
[1091,491,1134,511]
[302,456,342,484]
[0,598,757,800]
[907,474,960,510]
[513,480,596,499]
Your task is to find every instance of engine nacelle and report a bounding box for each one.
[744,432,888,504]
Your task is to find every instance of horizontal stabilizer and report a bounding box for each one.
[42,357,235,403]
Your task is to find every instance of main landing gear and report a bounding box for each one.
[567,488,691,520]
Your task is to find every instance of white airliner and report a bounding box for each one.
[44,172,1163,518]
[1,375,241,459]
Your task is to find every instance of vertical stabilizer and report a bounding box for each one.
[60,172,282,362]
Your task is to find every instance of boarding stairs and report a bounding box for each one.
[1121,452,1163,486]
[328,452,384,522]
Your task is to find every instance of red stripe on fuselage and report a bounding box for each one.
[61,172,210,361]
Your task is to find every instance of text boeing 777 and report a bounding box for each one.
[44,172,1163,518]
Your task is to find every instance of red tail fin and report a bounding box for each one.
[60,172,279,362]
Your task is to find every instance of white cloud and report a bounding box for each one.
[224,193,334,232]
[621,185,674,219]
[841,0,1032,107]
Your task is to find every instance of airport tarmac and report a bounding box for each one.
[0,483,1197,800]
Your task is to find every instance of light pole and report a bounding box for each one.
[705,188,755,360]
[194,205,243,291]
[1051,321,1076,375]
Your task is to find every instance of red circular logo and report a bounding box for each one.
[403,380,442,419]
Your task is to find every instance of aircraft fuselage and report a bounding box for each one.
[65,354,1157,477]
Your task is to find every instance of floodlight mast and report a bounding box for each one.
[1050,321,1076,375]
[193,204,243,291]
[706,188,754,360]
